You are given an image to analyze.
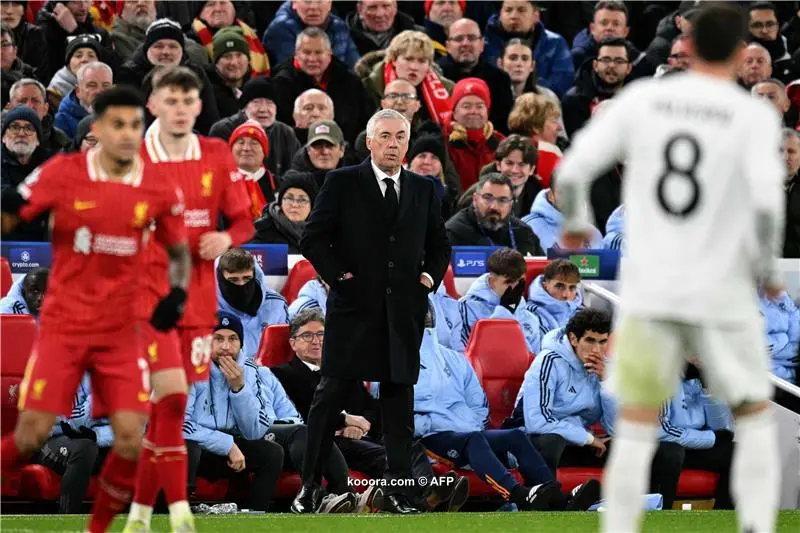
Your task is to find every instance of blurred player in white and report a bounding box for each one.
[554,4,785,533]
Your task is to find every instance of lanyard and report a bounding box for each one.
[478,222,517,250]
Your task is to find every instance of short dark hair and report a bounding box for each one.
[593,1,628,20]
[495,134,538,166]
[566,308,611,341]
[92,86,144,118]
[691,3,747,63]
[289,309,325,338]
[542,259,580,282]
[151,65,203,93]
[218,248,255,274]
[596,36,630,60]
[476,172,513,196]
[0,22,14,45]
[747,1,777,17]
[487,247,526,280]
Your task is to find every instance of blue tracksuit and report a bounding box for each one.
[0,277,30,315]
[287,279,328,319]
[50,374,114,448]
[414,329,554,498]
[183,351,300,455]
[217,260,289,361]
[54,90,88,140]
[526,274,582,337]
[759,292,800,382]
[430,283,459,349]
[521,189,603,252]
[658,379,733,450]
[451,273,542,353]
[602,205,625,250]
[511,327,615,445]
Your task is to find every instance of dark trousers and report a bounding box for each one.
[655,440,735,509]
[34,435,107,514]
[529,433,685,509]
[424,430,554,500]
[301,376,413,496]
[187,438,284,511]
[267,423,350,494]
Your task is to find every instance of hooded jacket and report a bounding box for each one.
[0,145,53,242]
[602,204,625,250]
[413,328,489,438]
[109,15,148,62]
[346,9,421,56]
[526,274,582,337]
[561,58,628,137]
[262,0,360,69]
[216,260,289,360]
[657,378,733,449]
[183,350,301,455]
[430,283,459,349]
[482,17,573,97]
[522,189,603,252]
[46,66,77,101]
[50,374,113,447]
[445,205,543,257]
[54,89,88,140]
[287,278,328,319]
[451,273,542,353]
[510,327,615,444]
[759,292,799,382]
[0,278,29,315]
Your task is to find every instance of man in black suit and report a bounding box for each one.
[293,108,451,514]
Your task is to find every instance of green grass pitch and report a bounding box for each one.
[1,511,799,533]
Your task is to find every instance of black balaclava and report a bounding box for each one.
[217,267,263,316]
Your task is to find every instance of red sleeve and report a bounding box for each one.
[154,185,187,248]
[218,149,255,246]
[17,158,63,222]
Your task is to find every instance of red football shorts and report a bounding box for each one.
[142,323,212,383]
[18,327,150,418]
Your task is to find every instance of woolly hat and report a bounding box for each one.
[214,312,244,347]
[1,105,42,141]
[450,77,491,111]
[239,77,277,109]
[213,26,249,63]
[144,19,185,54]
[277,171,318,206]
[408,132,446,165]
[229,120,269,157]
[73,114,97,151]
[65,34,102,64]
[424,0,466,16]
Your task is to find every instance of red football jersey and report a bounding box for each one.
[138,128,254,327]
[17,149,186,338]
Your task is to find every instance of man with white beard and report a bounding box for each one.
[0,106,52,241]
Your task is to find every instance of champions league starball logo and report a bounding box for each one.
[20,251,30,263]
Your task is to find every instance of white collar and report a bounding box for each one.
[238,167,266,181]
[144,119,202,163]
[300,359,320,372]
[371,159,401,183]
[86,147,143,187]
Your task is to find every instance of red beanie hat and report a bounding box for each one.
[424,0,467,16]
[229,120,269,158]
[450,77,491,111]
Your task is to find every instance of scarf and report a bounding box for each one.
[384,60,450,126]
[448,121,496,145]
[236,167,270,219]
[192,18,270,77]
[267,201,306,246]
[293,57,330,91]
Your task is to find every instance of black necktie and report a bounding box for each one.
[383,177,398,221]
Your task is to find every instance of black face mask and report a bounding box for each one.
[217,269,262,316]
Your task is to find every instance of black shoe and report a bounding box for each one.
[291,485,322,514]
[565,479,601,511]
[517,481,561,511]
[427,471,469,511]
[444,474,470,512]
[382,494,422,514]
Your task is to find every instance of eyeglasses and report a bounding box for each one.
[83,136,98,146]
[596,57,628,65]
[449,34,481,43]
[384,93,417,102]
[293,331,325,342]
[7,123,36,135]
[478,193,513,206]
[282,195,310,206]
[668,52,689,60]
[749,20,778,30]
[0,41,14,49]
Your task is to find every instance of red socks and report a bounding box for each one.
[88,451,137,532]
[0,435,25,475]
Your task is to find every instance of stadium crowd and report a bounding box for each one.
[0,0,799,517]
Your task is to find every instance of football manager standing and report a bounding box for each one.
[292,109,451,514]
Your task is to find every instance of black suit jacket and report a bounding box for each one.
[271,356,382,438]
[300,158,451,384]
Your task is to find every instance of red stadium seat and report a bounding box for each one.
[255,324,293,367]
[281,259,317,304]
[1,315,37,437]
[1,257,12,298]
[443,264,459,298]
[524,258,549,292]
[465,319,533,429]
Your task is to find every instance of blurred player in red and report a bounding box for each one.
[124,66,254,533]
[0,86,192,533]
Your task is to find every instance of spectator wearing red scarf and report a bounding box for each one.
[229,120,276,220]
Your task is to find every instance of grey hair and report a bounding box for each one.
[295,27,332,51]
[9,78,46,102]
[782,128,800,143]
[289,309,325,338]
[365,109,410,139]
[751,77,787,94]
[77,61,113,82]
[293,88,334,115]
[746,41,771,58]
